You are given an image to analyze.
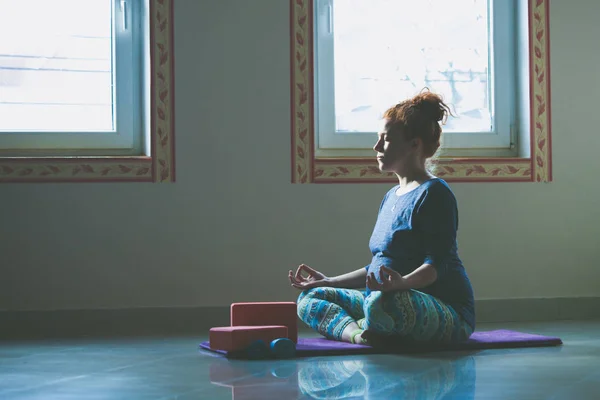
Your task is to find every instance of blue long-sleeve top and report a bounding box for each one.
[366,178,475,330]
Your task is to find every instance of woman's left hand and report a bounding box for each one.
[366,266,411,292]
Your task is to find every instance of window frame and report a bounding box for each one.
[291,0,552,183]
[0,0,175,183]
[314,0,517,154]
[0,0,143,155]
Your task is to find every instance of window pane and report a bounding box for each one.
[0,0,113,132]
[333,0,491,133]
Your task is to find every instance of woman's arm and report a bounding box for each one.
[414,185,459,280]
[403,263,438,289]
[366,264,437,292]
[289,265,367,290]
[329,267,368,289]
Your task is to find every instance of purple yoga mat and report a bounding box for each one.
[199,330,562,358]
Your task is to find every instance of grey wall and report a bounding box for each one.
[1,0,599,312]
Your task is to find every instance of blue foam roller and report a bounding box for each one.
[270,338,296,359]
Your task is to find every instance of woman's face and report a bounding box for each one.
[373,120,419,172]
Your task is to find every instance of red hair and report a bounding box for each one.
[383,90,452,159]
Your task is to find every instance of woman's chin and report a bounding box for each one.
[376,159,389,172]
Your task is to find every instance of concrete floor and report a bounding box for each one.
[0,320,598,399]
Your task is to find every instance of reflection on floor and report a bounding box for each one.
[210,351,476,399]
[0,320,599,399]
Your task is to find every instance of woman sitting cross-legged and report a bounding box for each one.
[289,91,475,346]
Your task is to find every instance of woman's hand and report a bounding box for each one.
[289,264,331,290]
[366,266,411,292]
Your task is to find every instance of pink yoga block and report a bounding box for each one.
[209,325,288,352]
[230,302,298,343]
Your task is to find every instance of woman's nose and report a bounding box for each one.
[373,139,382,152]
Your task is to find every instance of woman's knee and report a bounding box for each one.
[297,287,336,304]
[363,290,415,331]
[297,287,334,317]
[364,290,413,314]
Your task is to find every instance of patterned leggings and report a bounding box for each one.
[297,288,473,344]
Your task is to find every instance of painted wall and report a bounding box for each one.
[1,0,599,311]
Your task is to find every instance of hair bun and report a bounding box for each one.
[412,91,447,123]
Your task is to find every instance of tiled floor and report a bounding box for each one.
[0,320,598,399]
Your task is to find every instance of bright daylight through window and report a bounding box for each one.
[315,0,515,152]
[0,0,142,155]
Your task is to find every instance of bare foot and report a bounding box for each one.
[340,322,361,343]
[352,330,366,345]
[361,329,373,344]
[361,330,386,347]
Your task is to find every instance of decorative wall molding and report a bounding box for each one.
[0,0,175,183]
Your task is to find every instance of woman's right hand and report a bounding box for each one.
[289,264,331,290]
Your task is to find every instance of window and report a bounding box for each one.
[0,0,174,182]
[314,0,516,156]
[291,0,552,183]
[0,0,142,155]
